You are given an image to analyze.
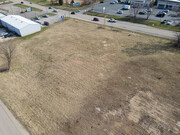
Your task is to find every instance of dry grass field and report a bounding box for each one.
[0,19,180,135]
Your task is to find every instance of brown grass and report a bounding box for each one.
[0,19,180,135]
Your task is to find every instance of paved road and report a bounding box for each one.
[0,100,30,135]
[0,0,177,39]
[85,0,180,23]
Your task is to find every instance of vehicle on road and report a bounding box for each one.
[0,32,8,37]
[100,1,104,3]
[161,19,167,24]
[117,10,123,14]
[20,10,26,13]
[71,11,75,14]
[123,5,130,10]
[156,12,166,17]
[75,10,80,13]
[35,16,40,20]
[20,1,24,4]
[108,18,116,23]
[162,10,169,14]
[4,33,13,38]
[44,21,49,26]
[166,20,173,25]
[93,17,99,21]
[49,7,52,9]
[30,2,32,4]
[53,9,58,12]
[110,1,115,4]
[42,14,49,18]
[139,10,147,15]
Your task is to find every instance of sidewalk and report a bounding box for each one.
[0,100,30,135]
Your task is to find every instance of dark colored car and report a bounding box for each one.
[21,1,24,4]
[139,10,147,15]
[35,16,40,20]
[161,19,167,24]
[42,14,49,18]
[4,33,13,38]
[49,7,52,9]
[156,13,166,17]
[100,1,104,3]
[93,17,99,21]
[71,11,75,14]
[44,21,49,26]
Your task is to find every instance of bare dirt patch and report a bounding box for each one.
[0,19,180,135]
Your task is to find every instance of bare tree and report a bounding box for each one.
[0,41,16,71]
[175,32,180,48]
[130,2,143,19]
[146,1,154,20]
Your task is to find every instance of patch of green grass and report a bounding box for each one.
[0,1,13,5]
[13,4,42,12]
[86,11,180,32]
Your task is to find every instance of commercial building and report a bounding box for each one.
[157,0,180,9]
[131,0,152,7]
[0,15,41,36]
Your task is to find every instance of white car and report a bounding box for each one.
[123,5,130,10]
[108,18,116,23]
[117,10,123,14]
[110,1,115,4]
[166,20,173,25]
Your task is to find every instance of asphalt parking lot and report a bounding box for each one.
[91,0,180,23]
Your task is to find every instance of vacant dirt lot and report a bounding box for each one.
[0,19,180,135]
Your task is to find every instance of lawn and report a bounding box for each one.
[0,19,180,135]
[13,3,42,11]
[0,1,13,5]
[86,11,180,32]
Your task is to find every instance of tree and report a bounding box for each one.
[0,41,16,71]
[175,32,180,48]
[146,1,154,20]
[59,0,63,5]
[131,2,142,19]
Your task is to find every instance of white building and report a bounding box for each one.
[0,15,41,36]
[131,0,152,7]
[157,0,180,9]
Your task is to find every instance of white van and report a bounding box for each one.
[123,5,130,10]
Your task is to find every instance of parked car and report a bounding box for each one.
[75,10,80,13]
[4,33,13,38]
[93,17,99,21]
[42,14,49,18]
[30,2,32,4]
[162,10,169,14]
[110,1,115,4]
[123,5,130,10]
[139,10,147,15]
[146,8,152,12]
[166,20,173,25]
[108,18,116,23]
[35,16,40,20]
[49,7,52,9]
[176,22,180,26]
[161,19,167,24]
[71,11,75,14]
[20,1,24,4]
[114,0,118,3]
[100,1,104,3]
[20,10,26,13]
[117,10,123,14]
[44,21,49,26]
[156,12,166,17]
[53,9,58,12]
[0,32,8,37]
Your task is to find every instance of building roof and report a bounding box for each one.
[1,15,38,29]
[159,0,180,2]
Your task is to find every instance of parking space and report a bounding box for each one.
[0,28,16,41]
[91,0,180,24]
